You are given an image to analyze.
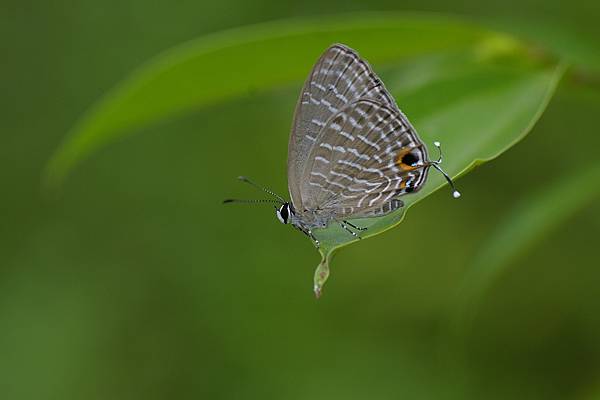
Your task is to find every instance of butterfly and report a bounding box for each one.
[225,44,459,247]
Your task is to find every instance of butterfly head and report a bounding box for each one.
[276,203,291,224]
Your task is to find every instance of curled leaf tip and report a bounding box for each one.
[313,253,331,298]
[314,285,322,299]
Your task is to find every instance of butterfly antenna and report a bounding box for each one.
[432,141,443,163]
[429,141,461,199]
[237,176,287,203]
[223,198,281,205]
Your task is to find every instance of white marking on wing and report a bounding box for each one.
[311,118,325,127]
[347,148,370,161]
[327,84,349,103]
[310,171,328,180]
[338,159,361,170]
[394,177,403,189]
[364,167,384,177]
[348,116,362,129]
[311,82,326,92]
[327,180,346,190]
[356,107,368,118]
[347,186,369,192]
[406,173,415,188]
[356,135,380,151]
[354,178,381,187]
[379,130,392,143]
[330,170,353,182]
[368,176,392,206]
[321,99,338,114]
[339,131,355,141]
[387,161,399,173]
[357,193,368,207]
[382,191,396,202]
[309,182,337,197]
[311,172,348,191]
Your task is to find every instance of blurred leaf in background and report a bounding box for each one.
[458,161,600,325]
[1,1,600,399]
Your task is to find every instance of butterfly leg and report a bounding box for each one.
[340,222,362,239]
[343,220,367,231]
[294,224,320,248]
[307,229,320,248]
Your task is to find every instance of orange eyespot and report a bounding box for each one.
[395,148,419,171]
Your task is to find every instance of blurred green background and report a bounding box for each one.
[2,1,600,399]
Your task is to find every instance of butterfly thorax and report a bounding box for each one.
[289,206,333,230]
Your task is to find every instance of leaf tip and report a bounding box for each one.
[313,252,331,299]
[313,284,322,299]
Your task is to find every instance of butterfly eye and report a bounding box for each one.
[276,204,289,224]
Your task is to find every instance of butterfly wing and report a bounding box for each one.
[301,99,429,219]
[287,44,399,211]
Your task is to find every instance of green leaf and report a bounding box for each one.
[45,13,503,187]
[455,161,600,322]
[44,13,566,296]
[312,59,564,295]
[483,16,600,73]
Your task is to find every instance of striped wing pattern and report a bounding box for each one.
[302,99,429,219]
[287,44,400,211]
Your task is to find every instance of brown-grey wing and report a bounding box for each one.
[300,99,429,219]
[287,43,399,210]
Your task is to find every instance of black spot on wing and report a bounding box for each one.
[402,152,418,166]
